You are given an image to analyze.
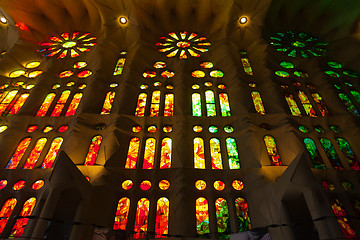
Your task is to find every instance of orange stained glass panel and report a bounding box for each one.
[140,180,151,190]
[77,70,92,78]
[9,197,36,238]
[0,180,7,190]
[65,93,83,116]
[195,180,206,190]
[150,91,161,117]
[312,92,329,117]
[160,138,172,169]
[164,93,174,117]
[298,91,316,117]
[330,198,357,238]
[84,135,102,166]
[143,138,156,169]
[113,197,130,230]
[196,197,210,235]
[0,90,18,115]
[251,91,265,114]
[122,180,133,190]
[264,135,282,166]
[210,138,223,169]
[232,180,244,191]
[6,138,32,169]
[194,137,205,169]
[50,90,71,117]
[41,137,63,168]
[214,181,225,191]
[125,138,140,169]
[13,180,25,190]
[0,198,17,234]
[23,137,47,169]
[285,93,302,116]
[101,91,115,115]
[134,198,150,239]
[135,93,147,117]
[159,180,170,190]
[8,93,29,115]
[155,197,169,238]
[32,180,44,190]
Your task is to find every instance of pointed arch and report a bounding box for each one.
[303,138,326,169]
[0,198,17,233]
[226,138,241,169]
[36,93,56,116]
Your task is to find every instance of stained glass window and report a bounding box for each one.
[65,93,83,116]
[205,90,216,116]
[219,93,231,116]
[0,198,17,234]
[194,138,205,169]
[50,90,71,117]
[113,197,130,230]
[285,93,302,116]
[155,197,169,238]
[215,198,230,235]
[125,138,140,169]
[9,197,36,237]
[143,138,156,169]
[251,91,265,114]
[210,138,222,169]
[303,138,326,169]
[192,93,202,117]
[84,135,102,166]
[150,91,161,117]
[241,58,253,75]
[338,93,359,116]
[298,91,316,117]
[196,197,209,235]
[134,198,150,239]
[42,137,63,168]
[101,91,115,115]
[160,138,172,169]
[330,198,357,238]
[336,138,360,170]
[23,137,47,169]
[8,93,29,115]
[263,135,282,166]
[350,90,360,104]
[164,93,174,117]
[226,138,241,169]
[0,90,19,116]
[320,138,344,170]
[6,138,32,169]
[135,93,147,117]
[235,198,251,232]
[311,93,329,116]
[114,54,126,75]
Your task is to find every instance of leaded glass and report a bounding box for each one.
[194,137,205,169]
[320,138,344,170]
[235,198,251,232]
[9,197,36,237]
[215,198,230,236]
[160,138,172,169]
[219,93,231,116]
[285,93,302,116]
[150,91,161,117]
[298,91,316,117]
[311,93,329,116]
[196,197,209,235]
[226,138,241,169]
[205,90,216,116]
[164,93,174,117]
[125,138,140,169]
[338,93,359,116]
[50,90,71,117]
[263,135,282,166]
[6,138,32,169]
[42,137,63,168]
[155,197,169,238]
[251,91,265,114]
[135,93,147,117]
[101,91,115,115]
[143,138,156,169]
[192,93,202,116]
[65,93,83,116]
[38,93,57,116]
[23,138,47,169]
[134,198,150,239]
[84,135,102,166]
[113,197,130,230]
[336,138,360,170]
[0,198,17,234]
[303,138,326,169]
[210,138,223,169]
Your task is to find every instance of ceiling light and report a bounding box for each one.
[0,17,7,24]
[119,17,127,24]
[239,16,248,24]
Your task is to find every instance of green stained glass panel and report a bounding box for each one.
[235,198,251,232]
[226,138,240,169]
[215,198,230,235]
[338,93,360,116]
[275,71,289,77]
[329,125,341,133]
[350,91,360,104]
[327,62,342,69]
[298,126,308,133]
[320,138,344,170]
[325,71,340,78]
[336,138,360,170]
[280,62,294,69]
[192,93,202,117]
[205,90,216,117]
[343,70,359,78]
[304,138,326,169]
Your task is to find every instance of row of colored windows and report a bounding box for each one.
[0,90,29,116]
[37,91,83,116]
[135,92,174,117]
[285,91,328,117]
[113,197,250,238]
[192,92,231,117]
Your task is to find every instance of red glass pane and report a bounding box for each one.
[50,91,71,117]
[65,93,83,116]
[135,93,147,117]
[6,138,32,169]
[57,125,68,132]
[8,93,29,115]
[164,94,174,117]
[41,137,63,168]
[0,198,17,234]
[134,198,149,239]
[143,138,156,169]
[125,138,140,169]
[155,197,169,238]
[36,93,56,116]
[84,135,102,166]
[31,180,44,190]
[113,197,130,230]
[101,91,115,115]
[23,138,47,169]
[12,180,25,190]
[160,138,172,168]
[9,197,36,237]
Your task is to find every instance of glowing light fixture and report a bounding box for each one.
[0,17,7,24]
[119,17,127,24]
[239,16,248,24]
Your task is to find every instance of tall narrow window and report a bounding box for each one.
[263,135,282,166]
[0,90,18,115]
[194,137,205,169]
[50,90,71,117]
[36,93,56,116]
[150,91,161,117]
[134,198,150,239]
[196,197,209,235]
[311,93,329,116]
[251,91,265,114]
[215,198,230,234]
[0,198,17,234]
[160,138,172,169]
[101,91,115,115]
[350,90,360,104]
[219,93,231,116]
[23,137,48,169]
[205,90,216,116]
[241,57,254,75]
[125,138,140,169]
[235,198,251,232]
[65,93,83,116]
[320,138,344,170]
[9,197,36,238]
[135,93,147,117]
[8,93,29,115]
[336,138,360,170]
[41,137,64,168]
[84,135,102,166]
[113,54,126,75]
[192,93,202,116]
[155,197,169,238]
[226,138,241,169]
[6,138,32,169]
[330,198,357,238]
[338,93,359,116]
[143,138,156,169]
[303,138,326,169]
[113,197,130,230]
[298,91,316,117]
[164,93,174,116]
[210,138,223,169]
[285,93,302,116]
